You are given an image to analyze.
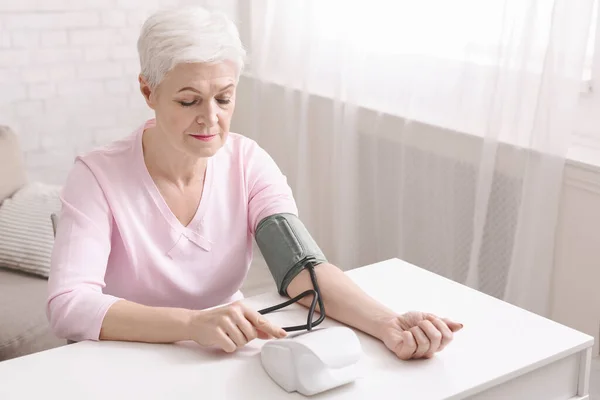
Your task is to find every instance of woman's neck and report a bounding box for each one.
[142,126,207,187]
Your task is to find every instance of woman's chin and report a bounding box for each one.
[186,134,226,157]
[187,142,222,158]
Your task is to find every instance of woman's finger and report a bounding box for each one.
[418,320,442,358]
[221,317,248,348]
[232,311,258,342]
[243,306,287,338]
[426,316,454,351]
[409,326,430,359]
[441,318,463,332]
[395,331,417,360]
[426,314,464,333]
[216,327,237,353]
[256,330,272,340]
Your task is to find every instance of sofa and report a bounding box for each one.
[0,126,66,361]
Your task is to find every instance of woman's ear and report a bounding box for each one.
[138,74,156,109]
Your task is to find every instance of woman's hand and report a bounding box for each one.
[188,301,287,353]
[378,311,463,360]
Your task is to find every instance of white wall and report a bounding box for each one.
[0,0,236,184]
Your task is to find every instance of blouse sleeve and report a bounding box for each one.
[245,141,299,235]
[46,159,121,342]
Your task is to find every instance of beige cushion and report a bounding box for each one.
[0,182,62,278]
[0,269,66,361]
[0,126,27,204]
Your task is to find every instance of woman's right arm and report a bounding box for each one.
[48,160,285,348]
[47,159,123,342]
[100,299,287,348]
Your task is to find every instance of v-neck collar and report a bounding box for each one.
[136,119,214,252]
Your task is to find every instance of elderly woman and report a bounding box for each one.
[47,6,462,360]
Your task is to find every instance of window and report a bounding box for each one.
[573,0,600,162]
[249,0,600,154]
[583,0,599,87]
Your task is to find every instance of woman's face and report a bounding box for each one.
[140,61,237,158]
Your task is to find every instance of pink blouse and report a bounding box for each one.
[46,119,298,342]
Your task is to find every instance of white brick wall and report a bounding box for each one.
[0,0,238,184]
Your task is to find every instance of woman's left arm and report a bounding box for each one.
[287,262,395,339]
[287,262,463,360]
[243,141,462,359]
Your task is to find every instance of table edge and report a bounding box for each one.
[446,339,594,399]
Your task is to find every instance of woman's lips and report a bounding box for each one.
[191,134,217,142]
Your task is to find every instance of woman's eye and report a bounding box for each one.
[177,99,230,107]
[178,100,197,107]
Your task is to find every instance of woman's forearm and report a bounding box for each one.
[100,299,193,343]
[286,263,397,340]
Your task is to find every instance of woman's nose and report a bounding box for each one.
[196,101,218,128]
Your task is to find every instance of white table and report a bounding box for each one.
[0,258,594,399]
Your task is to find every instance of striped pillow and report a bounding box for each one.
[0,182,62,278]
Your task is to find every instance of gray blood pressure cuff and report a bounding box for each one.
[255,213,328,297]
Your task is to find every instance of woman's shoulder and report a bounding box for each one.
[225,131,258,150]
[76,129,139,172]
[79,133,137,162]
[224,132,273,163]
[222,132,286,184]
[66,128,141,192]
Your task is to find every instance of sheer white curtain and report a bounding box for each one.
[238,0,595,316]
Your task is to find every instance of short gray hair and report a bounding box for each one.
[137,6,246,88]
